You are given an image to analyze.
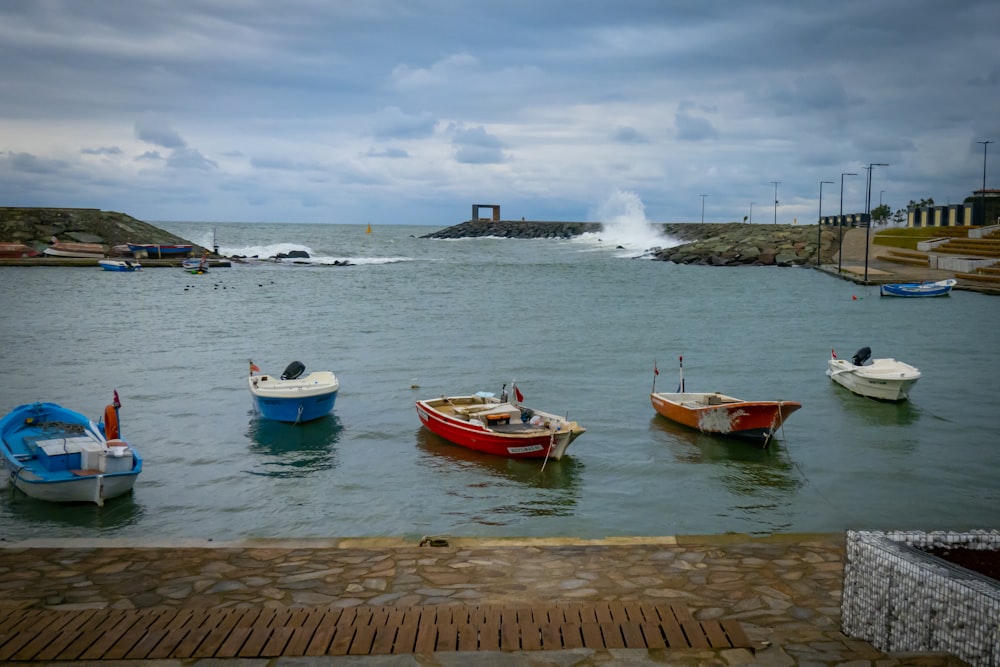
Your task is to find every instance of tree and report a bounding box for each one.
[892,208,906,226]
[870,204,891,226]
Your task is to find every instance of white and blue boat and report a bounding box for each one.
[248,361,340,423]
[880,278,956,297]
[0,392,142,505]
[98,259,141,272]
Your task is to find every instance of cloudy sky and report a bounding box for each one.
[1,0,998,226]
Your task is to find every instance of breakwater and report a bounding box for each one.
[0,207,200,253]
[424,220,837,266]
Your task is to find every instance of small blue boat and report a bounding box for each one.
[0,392,142,505]
[248,360,340,423]
[880,278,956,297]
[98,259,141,272]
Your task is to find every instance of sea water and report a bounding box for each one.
[0,217,997,540]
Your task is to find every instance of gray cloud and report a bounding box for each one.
[451,125,505,164]
[134,117,186,149]
[0,0,996,223]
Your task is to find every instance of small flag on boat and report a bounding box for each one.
[113,389,121,408]
[654,362,659,376]
[250,361,261,373]
[831,349,837,359]
[514,385,524,402]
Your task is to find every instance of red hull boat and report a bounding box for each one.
[416,389,585,460]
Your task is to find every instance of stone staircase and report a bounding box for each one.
[936,229,1000,288]
[882,248,929,267]
[955,262,1000,285]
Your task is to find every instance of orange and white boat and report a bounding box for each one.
[650,356,801,446]
[43,241,105,258]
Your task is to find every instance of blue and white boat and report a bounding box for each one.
[248,361,340,423]
[880,278,956,297]
[0,392,142,505]
[98,259,141,272]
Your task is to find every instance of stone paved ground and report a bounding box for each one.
[0,533,970,666]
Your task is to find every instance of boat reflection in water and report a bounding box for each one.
[415,428,582,520]
[245,414,342,478]
[0,481,144,532]
[648,416,800,500]
[830,387,921,427]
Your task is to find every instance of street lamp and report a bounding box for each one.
[838,172,857,273]
[818,181,834,266]
[771,181,781,224]
[700,194,707,224]
[977,140,993,225]
[863,163,889,282]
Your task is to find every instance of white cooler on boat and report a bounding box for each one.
[103,440,133,473]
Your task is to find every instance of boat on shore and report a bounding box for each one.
[248,360,339,423]
[649,357,801,446]
[0,243,39,258]
[43,241,105,259]
[98,259,141,272]
[0,391,142,505]
[827,347,921,401]
[415,384,585,460]
[127,243,194,258]
[880,278,956,297]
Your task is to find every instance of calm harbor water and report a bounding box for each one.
[1,220,997,541]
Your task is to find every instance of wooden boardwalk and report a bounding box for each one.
[0,602,751,661]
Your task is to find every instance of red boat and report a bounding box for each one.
[650,357,800,446]
[416,386,585,460]
[0,243,39,258]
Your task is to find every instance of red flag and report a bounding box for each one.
[250,361,261,373]
[113,389,121,408]
[654,363,659,376]
[514,385,524,402]
[831,349,837,359]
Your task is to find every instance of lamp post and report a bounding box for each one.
[838,172,857,272]
[818,181,834,266]
[700,194,707,224]
[863,163,889,282]
[977,140,993,225]
[771,181,781,224]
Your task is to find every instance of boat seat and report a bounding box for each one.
[70,469,103,476]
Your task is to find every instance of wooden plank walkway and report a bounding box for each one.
[0,602,751,661]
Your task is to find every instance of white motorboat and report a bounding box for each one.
[827,347,921,401]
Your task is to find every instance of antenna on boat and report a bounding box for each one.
[678,355,685,393]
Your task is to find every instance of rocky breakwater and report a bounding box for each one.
[423,219,602,239]
[653,222,836,267]
[0,206,200,253]
[424,219,837,267]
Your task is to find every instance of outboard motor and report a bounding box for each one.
[851,347,872,367]
[281,360,305,380]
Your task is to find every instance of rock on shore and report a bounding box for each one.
[424,219,838,266]
[0,207,199,253]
